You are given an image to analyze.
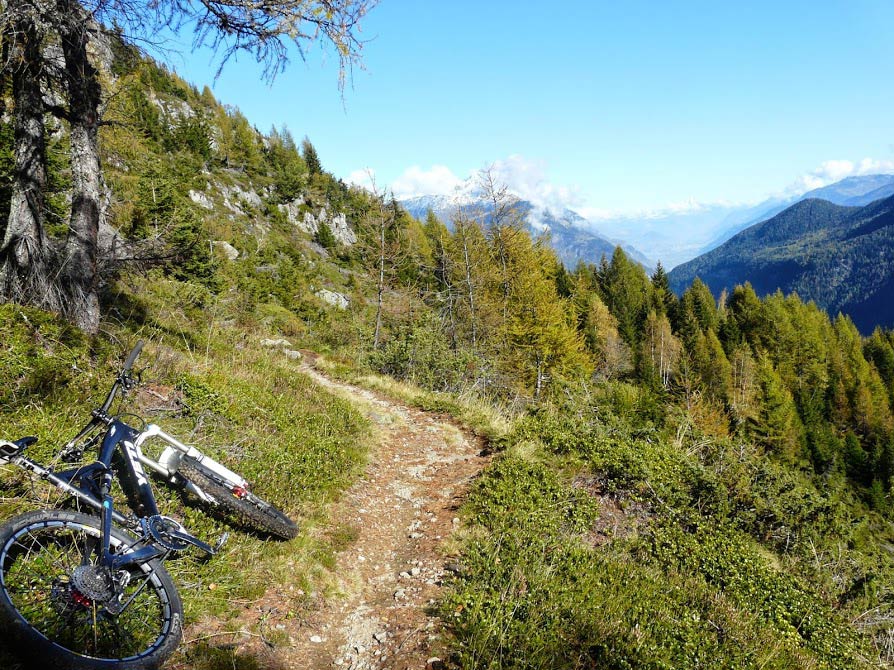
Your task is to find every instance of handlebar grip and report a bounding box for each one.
[123,340,144,371]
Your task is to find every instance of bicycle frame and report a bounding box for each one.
[0,418,218,570]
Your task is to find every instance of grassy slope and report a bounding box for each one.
[441,387,894,670]
[0,291,372,669]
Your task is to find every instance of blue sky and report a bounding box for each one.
[167,0,894,218]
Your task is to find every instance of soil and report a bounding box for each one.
[174,360,489,670]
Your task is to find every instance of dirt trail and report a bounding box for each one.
[181,361,488,669]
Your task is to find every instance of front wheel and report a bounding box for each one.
[177,456,299,540]
[0,509,182,670]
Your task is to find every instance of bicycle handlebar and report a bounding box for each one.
[98,341,144,415]
[123,340,144,372]
[60,341,145,457]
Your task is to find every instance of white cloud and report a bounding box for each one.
[856,158,894,175]
[785,158,894,196]
[346,168,377,192]
[488,155,583,214]
[576,197,733,223]
[390,165,463,199]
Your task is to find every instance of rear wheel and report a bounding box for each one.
[177,456,299,540]
[0,509,182,670]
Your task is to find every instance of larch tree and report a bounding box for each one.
[356,177,399,350]
[477,166,524,327]
[751,353,805,463]
[640,310,681,389]
[570,271,630,378]
[449,209,490,350]
[0,0,376,333]
[501,234,588,397]
[865,327,894,406]
[421,209,458,349]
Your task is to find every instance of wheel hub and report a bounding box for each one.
[70,564,115,602]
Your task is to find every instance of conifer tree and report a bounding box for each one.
[597,247,652,346]
[571,273,630,378]
[865,328,894,406]
[449,211,493,351]
[0,6,52,310]
[650,261,678,320]
[723,282,764,350]
[751,353,805,463]
[266,125,307,202]
[301,137,323,177]
[830,315,893,444]
[677,277,719,345]
[422,210,458,348]
[500,234,588,396]
[690,329,732,401]
[729,345,757,428]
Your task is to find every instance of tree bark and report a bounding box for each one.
[0,12,53,307]
[57,0,102,333]
[373,211,385,349]
[456,219,478,349]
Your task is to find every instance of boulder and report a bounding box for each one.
[315,289,349,310]
[211,241,239,260]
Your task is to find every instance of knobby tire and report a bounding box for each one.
[177,456,299,540]
[0,509,182,670]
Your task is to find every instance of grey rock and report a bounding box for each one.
[329,212,357,245]
[260,338,292,349]
[189,190,215,210]
[315,289,349,310]
[278,200,356,246]
[211,240,239,260]
[219,182,263,214]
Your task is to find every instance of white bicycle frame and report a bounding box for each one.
[132,424,249,504]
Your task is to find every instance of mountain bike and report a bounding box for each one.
[0,340,298,669]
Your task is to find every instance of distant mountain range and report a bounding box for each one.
[401,182,653,271]
[402,173,894,272]
[585,173,894,269]
[697,173,894,251]
[667,195,894,333]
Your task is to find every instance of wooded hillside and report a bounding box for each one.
[668,195,894,333]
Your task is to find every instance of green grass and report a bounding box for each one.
[440,387,884,670]
[0,302,372,669]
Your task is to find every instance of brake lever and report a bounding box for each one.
[120,369,142,392]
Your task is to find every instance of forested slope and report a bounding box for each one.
[668,196,894,332]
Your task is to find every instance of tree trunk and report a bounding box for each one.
[0,13,53,307]
[57,0,102,333]
[372,208,385,349]
[456,220,478,349]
